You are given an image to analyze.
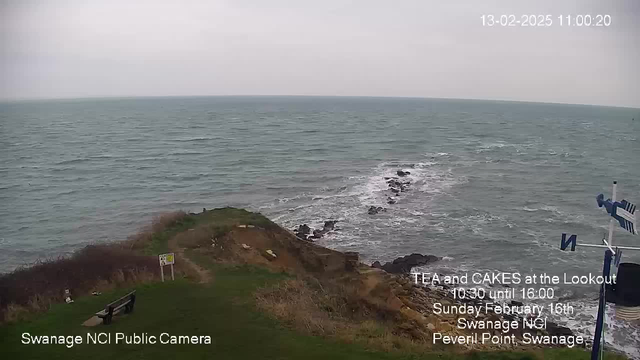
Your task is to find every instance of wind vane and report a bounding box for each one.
[596,194,637,235]
[559,181,640,360]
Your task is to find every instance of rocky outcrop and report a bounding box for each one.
[293,221,338,241]
[372,253,441,274]
[293,224,312,240]
[365,170,414,215]
[386,173,411,196]
[545,322,574,337]
[322,220,337,232]
[208,207,581,352]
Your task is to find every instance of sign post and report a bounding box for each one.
[159,253,175,282]
[559,181,639,360]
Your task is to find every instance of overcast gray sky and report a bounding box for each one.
[1,0,639,107]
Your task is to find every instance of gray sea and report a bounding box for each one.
[1,96,639,356]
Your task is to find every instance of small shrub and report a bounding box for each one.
[0,244,157,323]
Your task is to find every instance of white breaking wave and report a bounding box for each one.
[264,157,639,358]
[268,158,467,244]
[423,152,450,158]
[355,161,465,206]
[474,141,536,154]
[548,297,640,360]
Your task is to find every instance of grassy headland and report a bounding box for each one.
[0,208,628,360]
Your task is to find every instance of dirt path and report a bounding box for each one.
[167,234,212,284]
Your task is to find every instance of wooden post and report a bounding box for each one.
[159,253,174,281]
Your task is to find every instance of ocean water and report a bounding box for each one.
[1,96,639,356]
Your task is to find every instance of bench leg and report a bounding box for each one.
[126,294,136,314]
[103,307,114,325]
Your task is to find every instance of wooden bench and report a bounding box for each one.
[96,290,136,325]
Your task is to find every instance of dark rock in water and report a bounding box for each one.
[372,253,441,274]
[387,178,411,195]
[322,220,337,232]
[546,322,574,337]
[294,220,338,240]
[293,224,312,240]
[397,170,411,177]
[387,197,397,205]
[367,206,385,215]
[295,224,311,236]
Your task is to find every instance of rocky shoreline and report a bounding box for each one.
[292,220,338,241]
[371,253,441,274]
[285,169,579,349]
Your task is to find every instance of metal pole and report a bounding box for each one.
[598,181,617,359]
[170,264,175,281]
[591,249,612,360]
[578,243,640,251]
[160,264,164,282]
[608,181,617,248]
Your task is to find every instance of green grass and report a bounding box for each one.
[0,265,425,360]
[145,216,196,255]
[0,208,629,360]
[0,262,624,360]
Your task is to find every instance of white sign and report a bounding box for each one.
[158,253,175,281]
[159,253,175,266]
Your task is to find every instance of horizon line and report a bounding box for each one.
[1,94,639,111]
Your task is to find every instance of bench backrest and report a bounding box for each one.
[105,290,136,310]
